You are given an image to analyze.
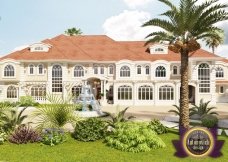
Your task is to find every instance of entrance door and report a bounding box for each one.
[188,85,195,104]
[87,78,101,100]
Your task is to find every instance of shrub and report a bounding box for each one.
[201,114,218,128]
[19,96,38,107]
[0,128,7,145]
[105,122,166,153]
[148,119,168,134]
[0,107,28,133]
[9,125,41,144]
[191,99,218,118]
[74,104,83,111]
[41,128,66,146]
[73,118,106,142]
[106,106,135,127]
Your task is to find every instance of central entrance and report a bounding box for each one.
[87,77,101,100]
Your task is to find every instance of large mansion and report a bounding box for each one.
[0,34,228,106]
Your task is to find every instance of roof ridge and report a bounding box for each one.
[63,35,94,60]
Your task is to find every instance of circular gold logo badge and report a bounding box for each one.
[183,127,214,157]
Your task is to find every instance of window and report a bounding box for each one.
[74,66,84,77]
[108,65,114,75]
[72,86,82,97]
[118,85,132,100]
[29,64,34,75]
[52,65,62,92]
[31,85,46,98]
[7,86,17,98]
[155,66,166,77]
[145,66,150,75]
[155,48,164,52]
[94,66,98,74]
[137,65,141,74]
[159,85,174,100]
[173,66,178,75]
[138,85,153,100]
[120,66,130,77]
[215,67,224,78]
[220,86,224,94]
[100,66,104,74]
[38,64,44,74]
[198,63,210,93]
[34,47,43,51]
[4,65,14,77]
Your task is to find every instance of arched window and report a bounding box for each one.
[155,48,164,52]
[7,86,17,98]
[145,66,150,75]
[155,66,166,77]
[38,64,44,75]
[198,63,210,93]
[173,66,178,75]
[4,65,14,77]
[215,67,224,78]
[118,85,132,100]
[108,65,114,75]
[159,85,174,100]
[94,66,98,74]
[138,85,153,100]
[120,66,130,77]
[29,64,34,75]
[31,85,46,100]
[100,66,104,74]
[72,86,82,97]
[74,66,84,77]
[52,65,62,92]
[137,65,141,74]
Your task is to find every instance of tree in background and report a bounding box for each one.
[65,27,82,36]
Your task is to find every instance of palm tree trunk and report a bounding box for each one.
[180,48,190,129]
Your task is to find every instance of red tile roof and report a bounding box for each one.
[0,34,224,62]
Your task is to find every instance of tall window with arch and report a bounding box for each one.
[145,65,150,75]
[198,63,210,93]
[52,65,62,92]
[215,67,224,78]
[118,85,132,100]
[155,66,166,77]
[137,65,141,74]
[74,66,84,77]
[173,66,178,75]
[4,65,15,77]
[100,65,104,74]
[108,65,114,75]
[94,65,98,74]
[7,86,17,98]
[138,85,153,100]
[120,66,130,77]
[38,64,44,75]
[29,64,35,75]
[159,85,174,100]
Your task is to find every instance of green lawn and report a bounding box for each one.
[0,133,227,162]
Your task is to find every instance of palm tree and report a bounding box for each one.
[65,27,82,36]
[143,0,228,129]
[204,30,224,53]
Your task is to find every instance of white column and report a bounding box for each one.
[175,82,180,106]
[154,82,158,105]
[132,82,136,106]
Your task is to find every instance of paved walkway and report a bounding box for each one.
[101,103,228,121]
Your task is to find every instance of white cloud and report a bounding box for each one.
[103,10,162,41]
[123,0,153,9]
[216,45,228,58]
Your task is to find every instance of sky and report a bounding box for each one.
[0,0,228,57]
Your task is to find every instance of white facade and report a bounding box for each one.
[0,36,227,106]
